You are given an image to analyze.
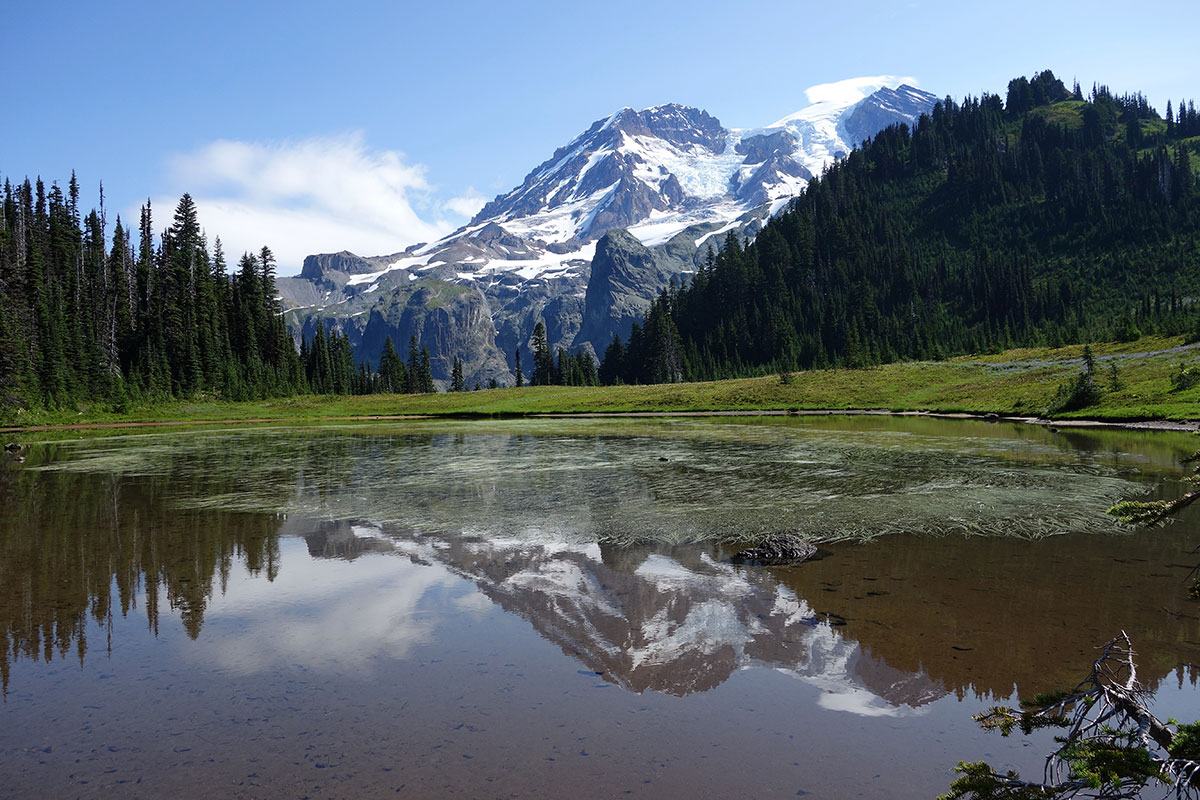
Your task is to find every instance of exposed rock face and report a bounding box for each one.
[285,278,511,389]
[302,251,375,280]
[732,534,818,566]
[735,130,797,163]
[613,104,727,151]
[471,104,726,235]
[584,173,686,239]
[577,230,678,355]
[842,84,938,145]
[487,276,588,369]
[735,152,814,206]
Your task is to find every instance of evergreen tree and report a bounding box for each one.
[418,348,434,393]
[530,321,553,385]
[378,335,406,393]
[407,335,422,392]
[599,335,625,385]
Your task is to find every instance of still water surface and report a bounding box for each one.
[2,416,1200,798]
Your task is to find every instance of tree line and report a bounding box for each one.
[599,70,1200,385]
[5,70,1197,407]
[515,321,600,387]
[0,183,468,412]
[0,183,306,410]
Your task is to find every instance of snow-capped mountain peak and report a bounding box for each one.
[468,101,730,244]
[296,78,938,296]
[770,74,920,124]
[462,77,935,253]
[278,77,939,388]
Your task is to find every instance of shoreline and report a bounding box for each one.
[2,408,1197,436]
[535,409,1200,432]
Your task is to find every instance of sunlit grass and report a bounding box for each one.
[3,335,1198,429]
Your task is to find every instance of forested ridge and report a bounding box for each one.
[602,71,1200,384]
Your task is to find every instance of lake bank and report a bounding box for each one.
[4,407,1199,436]
[2,335,1198,431]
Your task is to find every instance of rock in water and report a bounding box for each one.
[732,534,816,566]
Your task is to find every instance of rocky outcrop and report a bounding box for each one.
[735,130,797,164]
[731,534,817,566]
[611,104,726,152]
[285,277,511,389]
[576,230,677,354]
[300,250,404,281]
[734,152,813,206]
[584,173,684,239]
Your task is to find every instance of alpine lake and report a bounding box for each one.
[3,414,1200,799]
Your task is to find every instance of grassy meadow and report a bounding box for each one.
[3,335,1199,430]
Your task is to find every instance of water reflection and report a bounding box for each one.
[409,533,948,712]
[2,417,1200,715]
[194,528,460,674]
[0,463,280,696]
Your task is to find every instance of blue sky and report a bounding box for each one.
[4,0,1197,270]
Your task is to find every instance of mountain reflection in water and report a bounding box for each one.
[284,516,1200,708]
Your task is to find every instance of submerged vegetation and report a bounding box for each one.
[19,417,1150,546]
[1107,432,1200,530]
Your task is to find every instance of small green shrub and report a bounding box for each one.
[1170,361,1200,392]
[1045,372,1102,415]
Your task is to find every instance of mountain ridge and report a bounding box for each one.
[278,78,940,387]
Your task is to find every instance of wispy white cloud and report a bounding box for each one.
[803,75,921,106]
[444,187,487,219]
[147,132,454,270]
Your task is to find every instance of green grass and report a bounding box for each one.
[3,335,1199,430]
[1029,100,1086,131]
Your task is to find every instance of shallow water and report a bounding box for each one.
[2,416,1199,798]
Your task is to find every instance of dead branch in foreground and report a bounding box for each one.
[942,633,1200,799]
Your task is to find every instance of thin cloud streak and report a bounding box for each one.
[444,188,487,219]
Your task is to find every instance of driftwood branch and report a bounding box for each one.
[944,633,1200,800]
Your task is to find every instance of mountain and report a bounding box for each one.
[607,70,1200,385]
[278,78,939,386]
